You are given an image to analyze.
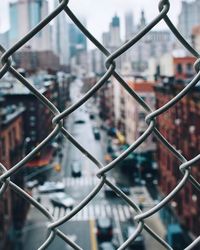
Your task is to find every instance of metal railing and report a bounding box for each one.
[0,0,199,249]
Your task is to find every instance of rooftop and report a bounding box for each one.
[1,105,25,126]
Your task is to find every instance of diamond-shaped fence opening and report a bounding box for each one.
[0,0,199,249]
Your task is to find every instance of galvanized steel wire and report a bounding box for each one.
[0,0,199,249]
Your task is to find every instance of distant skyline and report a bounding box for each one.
[0,0,182,42]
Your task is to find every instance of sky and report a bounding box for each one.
[0,0,182,41]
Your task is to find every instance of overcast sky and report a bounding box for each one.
[0,0,182,41]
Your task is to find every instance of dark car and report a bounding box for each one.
[104,185,117,198]
[89,113,95,119]
[96,217,113,241]
[93,127,101,140]
[124,225,145,249]
[117,183,130,196]
[74,119,85,124]
[71,161,82,177]
[99,242,116,250]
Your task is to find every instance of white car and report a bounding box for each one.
[38,181,65,193]
[50,192,75,210]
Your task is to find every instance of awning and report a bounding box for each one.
[26,150,53,168]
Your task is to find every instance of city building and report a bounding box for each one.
[68,22,88,76]
[0,72,70,180]
[9,0,51,51]
[123,10,174,74]
[52,0,70,66]
[88,48,105,76]
[13,50,60,72]
[177,0,200,43]
[0,98,29,250]
[124,80,156,152]
[192,24,200,51]
[0,31,9,49]
[125,11,135,41]
[147,53,195,81]
[109,15,121,49]
[155,78,200,238]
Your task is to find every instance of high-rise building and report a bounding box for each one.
[109,14,121,48]
[125,11,135,41]
[9,0,51,51]
[52,10,70,66]
[178,0,200,43]
[0,31,9,49]
[125,10,174,73]
[68,22,87,58]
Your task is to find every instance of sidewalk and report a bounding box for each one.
[129,186,166,250]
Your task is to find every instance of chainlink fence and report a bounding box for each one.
[0,0,200,249]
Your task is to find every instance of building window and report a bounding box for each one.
[30,106,35,111]
[186,63,192,72]
[177,64,183,74]
[1,137,6,157]
[9,131,13,148]
[30,116,36,121]
[138,112,146,120]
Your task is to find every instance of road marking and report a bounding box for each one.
[118,204,125,222]
[124,205,131,219]
[89,220,97,250]
[82,206,88,220]
[113,207,124,245]
[54,207,60,219]
[75,209,82,221]
[100,204,106,218]
[88,205,94,219]
[94,204,100,217]
[105,204,112,217]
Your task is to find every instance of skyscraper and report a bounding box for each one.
[109,14,121,48]
[9,0,51,51]
[178,0,200,43]
[125,11,135,41]
[52,9,70,66]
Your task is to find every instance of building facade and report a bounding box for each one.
[155,80,200,237]
[0,73,68,179]
[178,0,200,43]
[0,100,29,250]
[9,0,51,51]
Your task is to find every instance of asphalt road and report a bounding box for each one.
[22,78,166,250]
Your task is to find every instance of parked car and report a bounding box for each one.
[74,119,85,124]
[104,185,117,198]
[99,242,116,250]
[38,181,65,193]
[124,225,145,249]
[89,113,95,119]
[117,183,130,196]
[93,127,101,140]
[50,192,75,210]
[96,217,113,241]
[71,161,82,177]
[26,180,39,189]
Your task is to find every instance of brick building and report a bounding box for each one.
[155,79,200,237]
[0,99,29,249]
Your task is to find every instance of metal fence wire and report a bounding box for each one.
[0,0,200,249]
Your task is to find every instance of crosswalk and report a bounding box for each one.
[44,203,135,222]
[64,176,115,187]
